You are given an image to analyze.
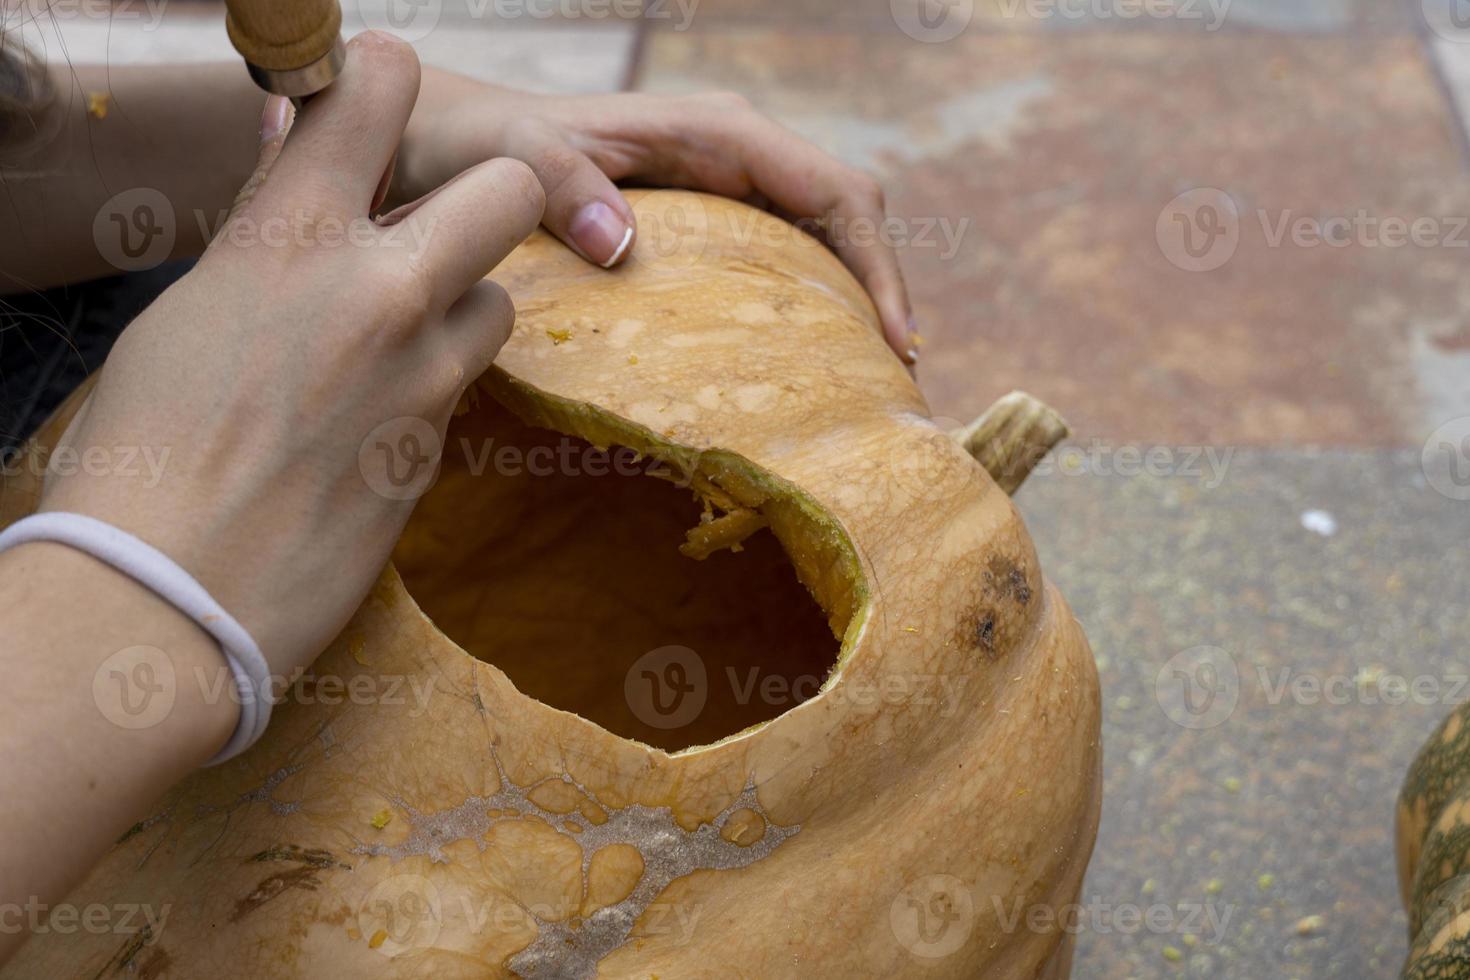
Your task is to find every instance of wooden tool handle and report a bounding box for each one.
[224,0,342,72]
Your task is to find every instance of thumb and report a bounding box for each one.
[501,120,636,268]
[227,95,295,220]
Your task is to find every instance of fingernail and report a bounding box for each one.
[570,201,634,268]
[904,315,921,363]
[260,95,291,144]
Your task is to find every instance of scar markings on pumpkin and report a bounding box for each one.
[231,865,328,923]
[134,947,170,980]
[974,614,997,655]
[953,557,1037,661]
[985,556,1032,607]
[165,764,309,869]
[229,846,352,923]
[116,808,172,847]
[247,845,350,870]
[348,753,798,977]
[95,924,154,978]
[227,763,306,816]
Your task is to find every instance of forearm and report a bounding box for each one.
[0,542,234,964]
[0,63,264,292]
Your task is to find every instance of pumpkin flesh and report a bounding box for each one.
[394,393,851,751]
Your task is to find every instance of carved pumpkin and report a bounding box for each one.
[1,191,1100,979]
[1398,703,1470,977]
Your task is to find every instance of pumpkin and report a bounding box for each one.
[1398,703,1470,977]
[0,190,1100,979]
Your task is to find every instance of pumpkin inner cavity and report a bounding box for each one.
[392,395,847,752]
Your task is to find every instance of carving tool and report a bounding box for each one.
[222,0,346,104]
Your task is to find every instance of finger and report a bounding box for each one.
[758,197,914,364]
[394,157,546,309]
[371,150,399,214]
[227,95,295,221]
[500,120,636,267]
[849,238,916,365]
[730,122,917,363]
[441,278,516,380]
[606,95,918,362]
[260,32,421,215]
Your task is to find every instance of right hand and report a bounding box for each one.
[38,32,546,685]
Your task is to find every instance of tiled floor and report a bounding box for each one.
[23,2,1470,977]
[637,12,1470,449]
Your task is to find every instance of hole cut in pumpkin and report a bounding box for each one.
[392,384,856,752]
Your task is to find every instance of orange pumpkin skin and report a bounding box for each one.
[0,191,1101,979]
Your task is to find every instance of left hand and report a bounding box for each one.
[396,69,918,364]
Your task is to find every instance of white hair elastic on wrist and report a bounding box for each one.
[0,511,271,766]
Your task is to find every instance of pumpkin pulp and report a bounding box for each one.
[391,372,869,753]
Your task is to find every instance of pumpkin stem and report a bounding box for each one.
[953,391,1070,495]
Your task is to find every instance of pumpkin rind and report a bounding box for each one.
[1403,874,1470,980]
[0,191,1101,979]
[1400,701,1470,976]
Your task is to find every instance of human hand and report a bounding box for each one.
[396,71,918,364]
[38,32,546,681]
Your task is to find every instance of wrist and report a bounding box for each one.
[0,540,239,933]
[0,541,238,769]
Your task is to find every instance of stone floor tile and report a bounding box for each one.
[640,29,1470,447]
[651,0,1409,35]
[1017,448,1469,978]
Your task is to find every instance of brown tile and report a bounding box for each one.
[335,3,642,93]
[649,0,1409,35]
[639,29,1468,447]
[343,0,663,31]
[411,23,638,93]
